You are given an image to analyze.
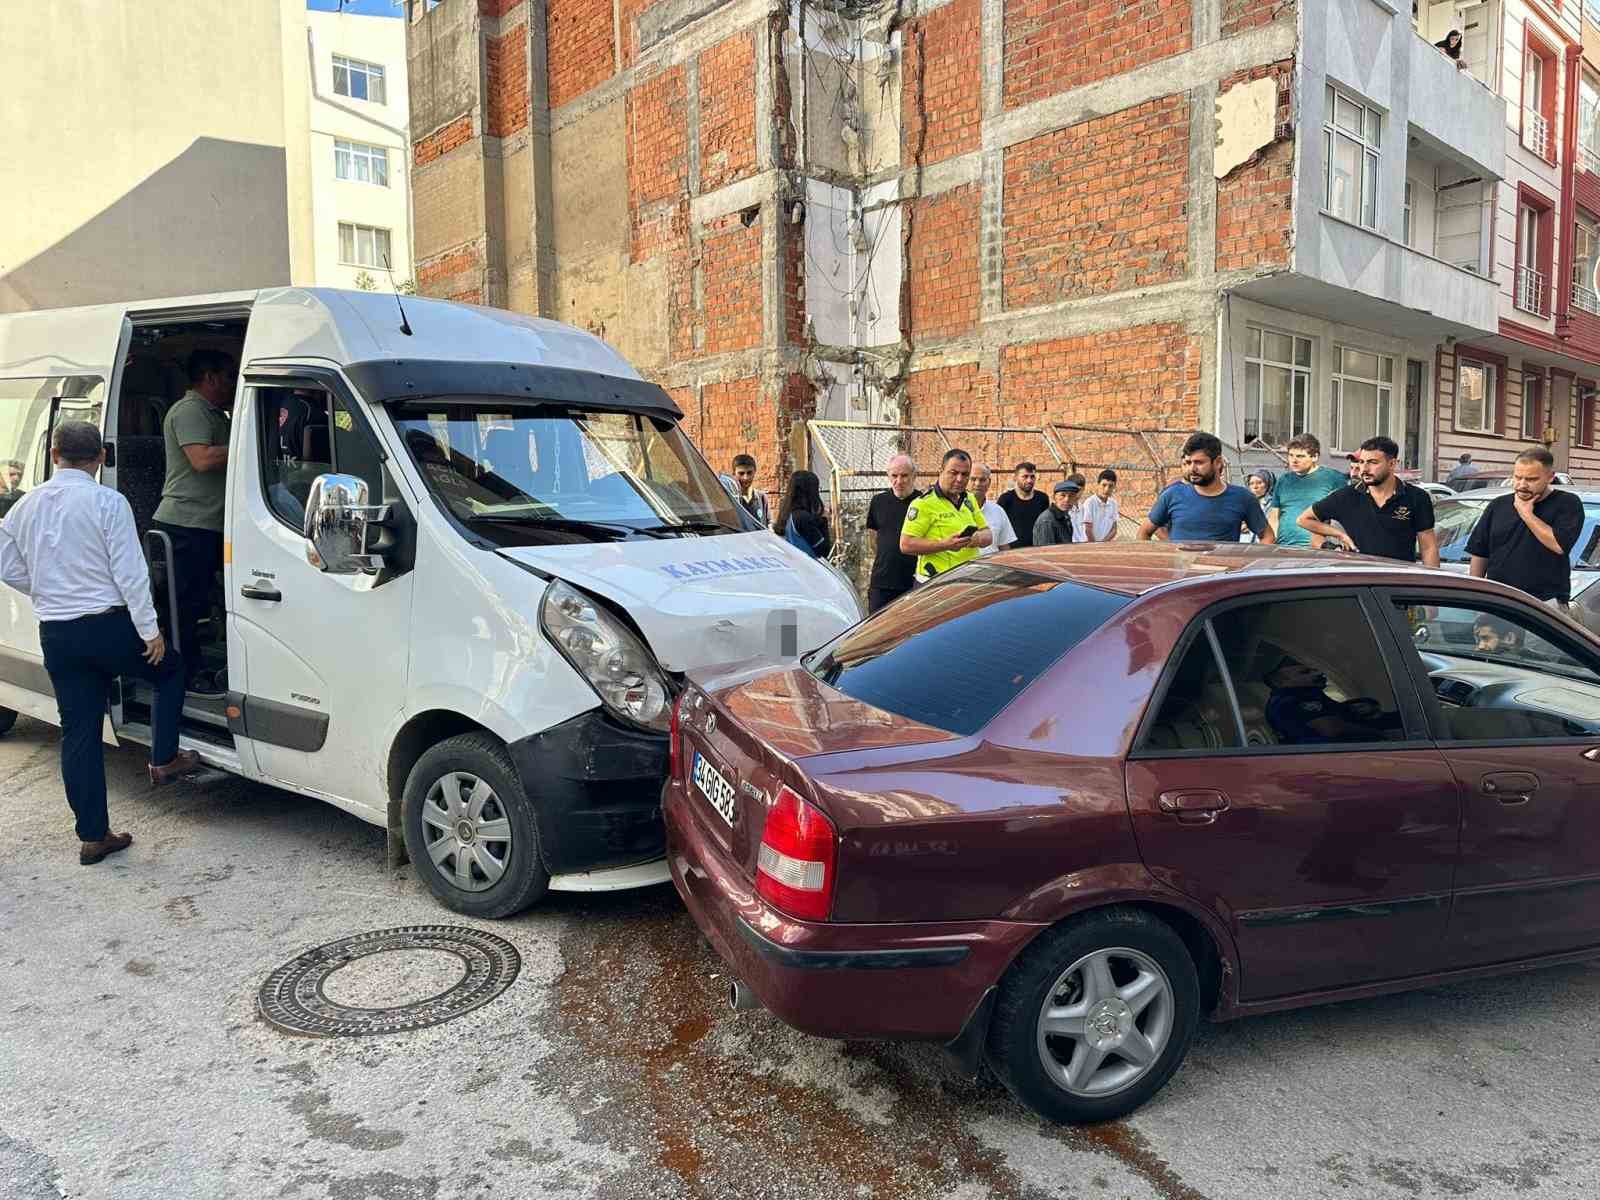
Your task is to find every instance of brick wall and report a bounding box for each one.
[907,183,981,341]
[901,0,983,168]
[1215,62,1294,274]
[414,115,474,166]
[1003,95,1189,308]
[547,0,614,109]
[1003,0,1191,110]
[904,362,999,428]
[479,0,523,16]
[696,377,768,488]
[486,25,529,138]
[617,0,653,67]
[628,66,689,261]
[417,246,481,292]
[999,324,1201,428]
[702,213,765,354]
[699,33,758,192]
[1221,0,1294,36]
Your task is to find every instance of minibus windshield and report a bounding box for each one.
[391,400,744,537]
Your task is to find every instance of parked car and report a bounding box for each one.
[1433,490,1600,628]
[1419,481,1457,499]
[1450,471,1573,492]
[664,543,1600,1122]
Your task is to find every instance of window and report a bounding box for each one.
[1522,373,1545,439]
[1581,385,1597,447]
[256,386,386,530]
[1142,633,1241,751]
[1455,359,1496,433]
[1523,45,1553,158]
[1581,72,1600,174]
[802,565,1130,737]
[1242,327,1311,447]
[1403,180,1414,247]
[0,376,105,512]
[338,222,393,268]
[1574,214,1600,316]
[333,55,386,104]
[1323,85,1382,229]
[1516,203,1549,316]
[1397,599,1600,741]
[1330,346,1393,449]
[334,139,388,187]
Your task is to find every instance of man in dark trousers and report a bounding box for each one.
[1466,446,1584,610]
[998,461,1050,548]
[0,422,199,865]
[152,349,235,696]
[864,453,920,612]
[1299,436,1439,565]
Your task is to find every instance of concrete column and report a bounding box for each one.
[527,2,557,316]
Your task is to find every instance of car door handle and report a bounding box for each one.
[240,582,282,602]
[1481,772,1538,805]
[1158,790,1229,824]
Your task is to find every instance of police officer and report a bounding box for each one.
[899,448,991,582]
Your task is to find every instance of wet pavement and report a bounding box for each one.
[3,713,1600,1199]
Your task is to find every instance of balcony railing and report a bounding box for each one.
[1584,142,1600,177]
[1524,108,1553,158]
[1518,265,1549,316]
[1574,283,1600,316]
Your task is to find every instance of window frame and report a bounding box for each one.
[1522,372,1545,440]
[1573,211,1600,316]
[1129,587,1434,760]
[337,221,394,269]
[1579,381,1597,448]
[1322,84,1383,231]
[1581,68,1600,175]
[1403,179,1414,247]
[332,54,387,105]
[1375,587,1600,749]
[1455,357,1499,434]
[334,138,389,187]
[1514,187,1555,318]
[1520,29,1559,163]
[1329,344,1394,452]
[1242,325,1312,448]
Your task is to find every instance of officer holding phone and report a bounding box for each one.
[899,448,990,582]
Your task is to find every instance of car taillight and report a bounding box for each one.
[669,692,686,780]
[756,785,837,922]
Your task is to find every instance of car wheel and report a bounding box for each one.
[987,907,1199,1124]
[0,706,15,737]
[401,732,550,919]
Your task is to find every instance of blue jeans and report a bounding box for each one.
[39,608,184,842]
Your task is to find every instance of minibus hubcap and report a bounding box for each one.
[421,772,512,893]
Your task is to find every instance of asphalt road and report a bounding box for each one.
[4,714,1600,1200]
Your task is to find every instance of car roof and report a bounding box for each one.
[989,542,1453,597]
[1440,487,1600,503]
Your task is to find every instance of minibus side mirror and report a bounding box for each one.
[304,473,389,575]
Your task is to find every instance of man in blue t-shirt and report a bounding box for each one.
[1139,432,1274,544]
[1268,432,1347,548]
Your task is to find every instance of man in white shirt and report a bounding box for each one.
[1080,469,1121,541]
[971,464,1017,556]
[0,422,198,865]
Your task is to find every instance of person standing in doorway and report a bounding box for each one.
[1466,446,1584,609]
[1268,434,1346,549]
[1299,436,1440,564]
[971,463,1017,557]
[730,453,770,528]
[900,449,991,582]
[0,422,199,865]
[864,454,921,612]
[1080,469,1121,542]
[997,461,1050,548]
[1032,478,1081,546]
[153,349,235,697]
[1138,433,1273,543]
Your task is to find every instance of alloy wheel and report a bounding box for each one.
[1035,946,1175,1097]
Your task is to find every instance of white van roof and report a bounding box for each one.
[0,288,642,385]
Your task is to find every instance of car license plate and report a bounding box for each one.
[692,751,737,826]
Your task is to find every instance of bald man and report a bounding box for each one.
[865,454,921,612]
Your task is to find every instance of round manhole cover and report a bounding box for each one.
[258,925,521,1038]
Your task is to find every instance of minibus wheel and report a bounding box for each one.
[401,732,550,918]
[0,707,15,737]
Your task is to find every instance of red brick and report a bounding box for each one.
[1215,61,1295,273]
[1221,0,1293,36]
[486,24,529,138]
[547,0,614,109]
[902,0,982,167]
[1003,95,1189,308]
[907,183,980,340]
[904,363,999,428]
[699,33,758,192]
[1004,0,1191,110]
[416,247,480,296]
[479,0,522,16]
[702,213,765,355]
[628,66,690,261]
[413,115,474,166]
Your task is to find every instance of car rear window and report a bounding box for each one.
[803,561,1129,735]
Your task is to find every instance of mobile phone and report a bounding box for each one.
[958,525,977,538]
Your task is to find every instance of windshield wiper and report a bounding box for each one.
[637,520,740,535]
[469,515,668,539]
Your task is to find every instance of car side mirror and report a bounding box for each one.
[304,473,389,575]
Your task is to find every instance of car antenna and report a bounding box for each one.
[381,256,414,337]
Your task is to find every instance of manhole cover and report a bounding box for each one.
[258,925,521,1038]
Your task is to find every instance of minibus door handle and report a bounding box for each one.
[240,582,282,602]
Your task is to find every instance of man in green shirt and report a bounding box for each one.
[152,349,235,695]
[1268,433,1347,549]
[900,448,991,581]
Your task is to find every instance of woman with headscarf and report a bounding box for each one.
[1242,468,1277,543]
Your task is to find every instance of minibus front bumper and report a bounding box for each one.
[509,709,669,875]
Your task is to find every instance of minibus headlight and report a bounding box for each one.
[541,581,672,731]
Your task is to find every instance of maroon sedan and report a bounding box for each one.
[663,543,1600,1122]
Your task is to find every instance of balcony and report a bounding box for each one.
[1574,283,1600,317]
[1517,265,1549,317]
[1404,32,1507,178]
[1523,108,1553,159]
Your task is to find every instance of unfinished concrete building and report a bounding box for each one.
[405,0,1512,504]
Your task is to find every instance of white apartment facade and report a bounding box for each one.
[306,9,414,291]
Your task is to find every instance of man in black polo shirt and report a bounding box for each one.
[1466,446,1583,608]
[997,461,1050,548]
[864,453,921,613]
[1298,436,1440,565]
